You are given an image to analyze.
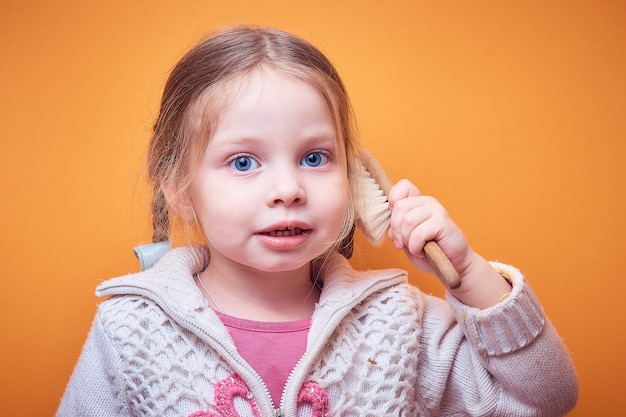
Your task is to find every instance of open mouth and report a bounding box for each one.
[261,227,306,237]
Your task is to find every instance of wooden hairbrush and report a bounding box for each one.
[353,149,462,289]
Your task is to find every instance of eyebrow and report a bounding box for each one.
[302,132,338,146]
[212,131,338,149]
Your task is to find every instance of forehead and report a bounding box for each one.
[212,70,339,155]
[224,69,328,120]
[197,65,338,123]
[191,66,341,137]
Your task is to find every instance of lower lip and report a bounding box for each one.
[254,231,310,249]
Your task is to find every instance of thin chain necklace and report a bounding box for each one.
[195,274,225,313]
[196,271,323,316]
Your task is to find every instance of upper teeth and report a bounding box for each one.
[268,228,301,237]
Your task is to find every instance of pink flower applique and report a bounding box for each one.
[188,374,261,417]
[189,376,329,417]
[297,381,329,417]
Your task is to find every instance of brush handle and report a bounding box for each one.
[424,241,462,289]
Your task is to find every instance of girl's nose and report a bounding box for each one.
[266,166,307,207]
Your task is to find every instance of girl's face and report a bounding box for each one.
[189,68,348,274]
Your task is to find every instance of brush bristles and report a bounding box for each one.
[352,158,392,246]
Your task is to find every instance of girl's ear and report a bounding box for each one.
[161,182,196,222]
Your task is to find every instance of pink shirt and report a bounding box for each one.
[216,311,311,407]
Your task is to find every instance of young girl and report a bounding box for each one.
[58,26,578,416]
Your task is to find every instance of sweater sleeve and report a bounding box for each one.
[56,308,133,417]
[416,263,578,417]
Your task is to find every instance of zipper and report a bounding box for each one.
[166,300,278,411]
[99,282,278,413]
[279,269,406,415]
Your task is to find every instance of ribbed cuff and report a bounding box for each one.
[446,262,546,357]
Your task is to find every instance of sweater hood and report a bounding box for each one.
[96,246,210,315]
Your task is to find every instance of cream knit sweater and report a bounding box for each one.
[57,247,578,416]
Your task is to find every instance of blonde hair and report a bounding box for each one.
[147,26,360,256]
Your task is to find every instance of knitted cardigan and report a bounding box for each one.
[57,247,578,416]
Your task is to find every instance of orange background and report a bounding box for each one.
[1,1,624,415]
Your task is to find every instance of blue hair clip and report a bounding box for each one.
[133,241,171,271]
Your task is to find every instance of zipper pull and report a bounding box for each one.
[274,408,284,417]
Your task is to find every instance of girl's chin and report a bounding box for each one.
[209,239,335,272]
[237,253,323,274]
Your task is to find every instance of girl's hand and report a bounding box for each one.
[387,179,511,308]
[387,179,472,275]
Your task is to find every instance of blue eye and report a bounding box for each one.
[229,155,258,172]
[302,151,327,167]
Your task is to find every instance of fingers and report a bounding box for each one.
[387,179,421,209]
[389,198,442,252]
[387,179,448,253]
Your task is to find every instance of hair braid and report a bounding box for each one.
[151,184,169,243]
